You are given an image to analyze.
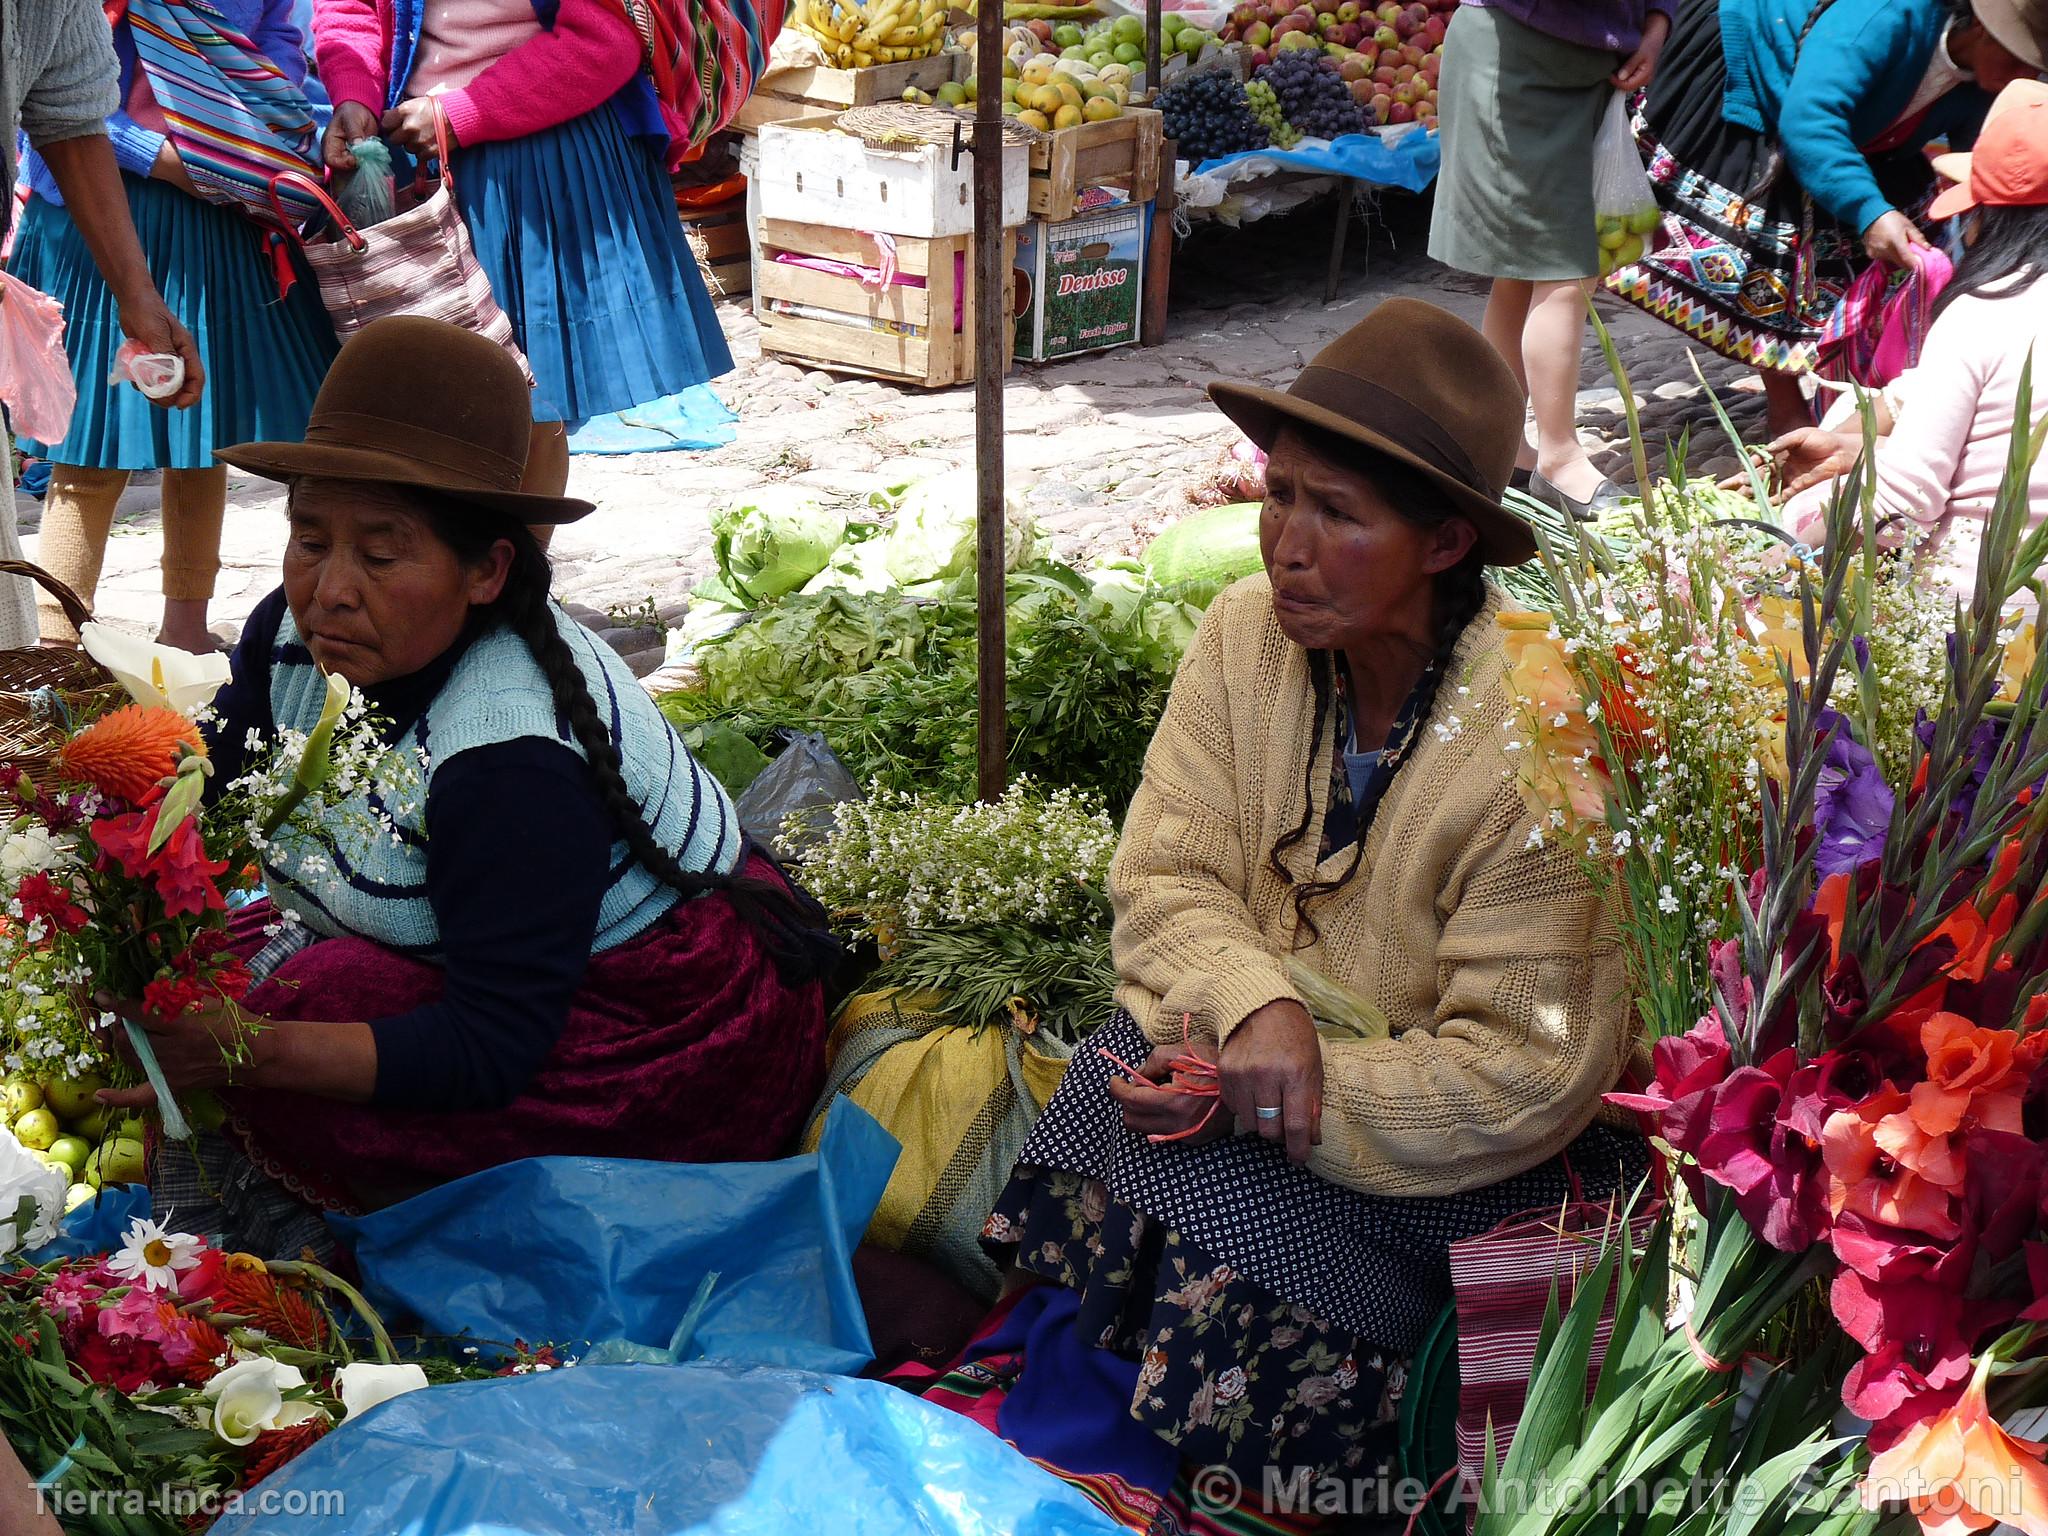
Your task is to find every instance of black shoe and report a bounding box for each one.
[1528,469,1623,522]
[1509,466,1534,492]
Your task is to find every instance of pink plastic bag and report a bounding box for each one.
[0,271,76,444]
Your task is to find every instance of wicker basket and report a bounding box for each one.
[0,560,120,782]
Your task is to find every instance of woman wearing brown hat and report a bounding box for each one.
[907,301,1647,1530]
[98,316,837,1230]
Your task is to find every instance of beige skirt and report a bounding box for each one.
[1427,5,1619,281]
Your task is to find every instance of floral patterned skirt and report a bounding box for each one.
[896,1014,1647,1533]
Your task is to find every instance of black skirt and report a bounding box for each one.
[1602,0,1933,370]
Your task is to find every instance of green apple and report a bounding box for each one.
[66,1104,112,1143]
[1113,40,1143,63]
[1179,27,1208,55]
[12,1109,58,1152]
[32,1151,69,1175]
[44,1136,89,1176]
[84,1137,146,1190]
[40,1075,106,1123]
[112,1117,147,1144]
[1110,13,1143,44]
[63,1183,95,1215]
[0,1080,42,1121]
[1051,21,1083,45]
[1161,10,1187,34]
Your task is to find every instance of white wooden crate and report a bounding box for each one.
[755,115,1029,239]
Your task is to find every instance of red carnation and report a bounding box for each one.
[13,872,87,935]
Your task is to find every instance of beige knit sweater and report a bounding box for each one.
[1110,574,1641,1198]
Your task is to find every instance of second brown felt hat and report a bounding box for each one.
[1207,298,1537,566]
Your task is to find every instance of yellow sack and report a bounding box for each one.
[801,988,1071,1300]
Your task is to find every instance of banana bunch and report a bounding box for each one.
[795,0,950,67]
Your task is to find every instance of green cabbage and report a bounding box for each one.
[706,487,846,606]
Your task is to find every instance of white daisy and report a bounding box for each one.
[106,1214,204,1292]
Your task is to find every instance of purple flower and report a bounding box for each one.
[1814,711,1893,877]
[1853,635,1871,671]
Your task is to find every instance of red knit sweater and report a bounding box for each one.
[312,0,641,147]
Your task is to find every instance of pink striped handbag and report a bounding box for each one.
[266,107,533,382]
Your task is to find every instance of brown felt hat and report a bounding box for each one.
[218,316,595,525]
[1973,0,2048,72]
[1208,298,1535,566]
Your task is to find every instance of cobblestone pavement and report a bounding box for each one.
[31,195,1770,665]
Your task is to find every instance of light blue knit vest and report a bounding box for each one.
[263,605,744,958]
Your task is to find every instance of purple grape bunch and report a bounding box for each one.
[1157,70,1272,161]
[1253,49,1368,139]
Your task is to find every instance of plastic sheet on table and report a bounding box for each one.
[328,1098,900,1377]
[208,1360,1126,1536]
[567,384,739,456]
[25,1184,151,1263]
[1181,127,1441,215]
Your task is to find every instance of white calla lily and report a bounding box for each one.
[203,1357,307,1446]
[79,622,230,716]
[334,1361,429,1421]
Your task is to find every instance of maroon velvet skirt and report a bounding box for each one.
[222,860,829,1216]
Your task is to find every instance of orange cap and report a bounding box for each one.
[1930,79,2048,219]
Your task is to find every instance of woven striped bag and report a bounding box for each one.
[1446,1195,1664,1493]
[265,106,533,382]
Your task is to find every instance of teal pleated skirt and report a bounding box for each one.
[451,100,735,425]
[11,174,338,470]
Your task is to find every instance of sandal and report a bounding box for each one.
[1528,469,1624,523]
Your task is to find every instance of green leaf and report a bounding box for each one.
[144,762,206,857]
[1498,1231,1620,1491]
[1721,1435,1862,1536]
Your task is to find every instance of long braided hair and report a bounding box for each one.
[1264,444,1491,946]
[407,493,843,989]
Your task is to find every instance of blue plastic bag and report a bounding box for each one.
[1193,128,1442,190]
[210,1361,1124,1536]
[25,1184,150,1263]
[329,1099,900,1375]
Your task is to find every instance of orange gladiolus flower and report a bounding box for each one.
[1825,1089,1965,1240]
[1910,1013,2028,1142]
[57,704,203,805]
[1864,1353,2048,1536]
[1498,610,1611,829]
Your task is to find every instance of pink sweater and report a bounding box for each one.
[313,0,641,148]
[1788,279,2048,603]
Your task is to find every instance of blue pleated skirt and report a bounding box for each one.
[10,175,338,470]
[452,101,735,425]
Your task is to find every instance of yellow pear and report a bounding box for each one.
[1081,95,1120,121]
[1053,102,1083,129]
[1053,77,1083,110]
[1017,108,1052,131]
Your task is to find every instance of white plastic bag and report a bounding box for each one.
[1591,91,1660,278]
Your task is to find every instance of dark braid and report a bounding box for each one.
[1262,440,1493,947]
[410,495,842,989]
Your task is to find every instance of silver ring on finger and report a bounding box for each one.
[1255,1106,1282,1120]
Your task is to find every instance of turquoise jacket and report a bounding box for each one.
[1720,0,1989,237]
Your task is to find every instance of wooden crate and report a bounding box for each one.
[733,53,965,134]
[1026,107,1163,221]
[680,199,752,298]
[754,216,1015,387]
[756,113,1029,238]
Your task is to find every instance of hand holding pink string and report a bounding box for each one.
[1099,1014,1224,1145]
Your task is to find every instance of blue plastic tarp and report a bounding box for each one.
[1193,127,1440,192]
[328,1099,900,1376]
[567,385,739,455]
[210,1361,1125,1536]
[26,1184,150,1263]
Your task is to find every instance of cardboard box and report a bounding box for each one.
[1013,202,1147,362]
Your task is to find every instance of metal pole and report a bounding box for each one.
[973,8,1007,803]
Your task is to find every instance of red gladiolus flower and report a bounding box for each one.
[1911,1012,2027,1139]
[145,818,229,918]
[1606,1014,1732,1125]
[1834,1278,1976,1424]
[13,873,87,935]
[1832,1212,1978,1286]
[71,1328,163,1393]
[1862,1353,2048,1536]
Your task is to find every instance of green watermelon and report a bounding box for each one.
[1142,503,1264,586]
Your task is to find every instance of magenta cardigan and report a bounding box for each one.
[313,0,642,148]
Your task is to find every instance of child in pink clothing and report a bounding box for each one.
[311,0,734,493]
[1782,80,2048,605]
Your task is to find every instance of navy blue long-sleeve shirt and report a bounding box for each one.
[207,589,613,1112]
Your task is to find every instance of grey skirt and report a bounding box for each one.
[1427,5,1619,281]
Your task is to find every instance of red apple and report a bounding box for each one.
[1027,19,1052,40]
[1334,21,1363,45]
[1275,15,1310,34]
[1369,91,1392,122]
[1389,99,1414,122]
[1422,14,1446,44]
[1337,53,1368,78]
[1337,0,1361,16]
[1246,19,1273,45]
[1248,45,1272,66]
[1373,63,1397,84]
[1231,3,1258,23]
[1317,11,1340,31]
[1373,24,1399,46]
[1349,77,1374,103]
